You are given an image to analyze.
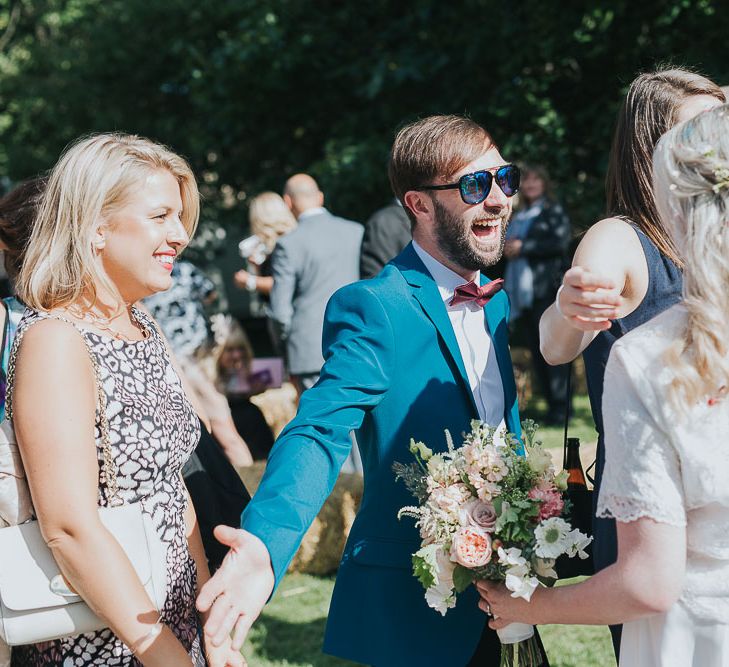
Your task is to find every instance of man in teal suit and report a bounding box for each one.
[199,116,542,666]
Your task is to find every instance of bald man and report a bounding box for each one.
[271,173,363,396]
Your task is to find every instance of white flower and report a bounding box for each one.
[427,454,457,485]
[533,557,558,579]
[409,439,433,461]
[505,571,539,601]
[435,548,456,589]
[498,546,527,569]
[526,444,553,475]
[566,529,593,560]
[534,517,573,558]
[425,580,456,616]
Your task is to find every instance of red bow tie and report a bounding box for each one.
[449,278,504,308]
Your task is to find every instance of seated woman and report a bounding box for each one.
[211,317,274,461]
[478,103,729,667]
[8,134,240,666]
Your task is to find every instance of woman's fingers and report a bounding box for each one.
[564,266,617,292]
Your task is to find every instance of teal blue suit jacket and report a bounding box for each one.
[242,243,521,666]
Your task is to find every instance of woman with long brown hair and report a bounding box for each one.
[537,66,724,655]
[480,100,729,667]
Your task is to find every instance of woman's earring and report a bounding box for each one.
[94,238,105,251]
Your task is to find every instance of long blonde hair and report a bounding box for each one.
[18,133,200,311]
[653,103,729,410]
[248,191,297,253]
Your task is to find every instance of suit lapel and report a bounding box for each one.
[393,245,479,417]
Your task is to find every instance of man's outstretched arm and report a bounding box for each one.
[197,282,396,650]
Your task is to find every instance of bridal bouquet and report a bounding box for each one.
[394,420,591,667]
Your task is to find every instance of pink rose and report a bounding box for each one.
[459,500,498,532]
[450,526,493,568]
[528,486,564,521]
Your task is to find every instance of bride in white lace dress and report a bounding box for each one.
[477,103,729,667]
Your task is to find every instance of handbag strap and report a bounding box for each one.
[561,364,596,486]
[6,314,122,506]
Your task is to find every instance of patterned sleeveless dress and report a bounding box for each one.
[10,306,206,666]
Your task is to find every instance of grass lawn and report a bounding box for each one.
[522,393,597,452]
[244,573,616,667]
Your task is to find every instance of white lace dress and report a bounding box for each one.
[598,305,729,667]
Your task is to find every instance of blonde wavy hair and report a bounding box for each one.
[653,103,729,410]
[248,191,297,253]
[18,133,200,311]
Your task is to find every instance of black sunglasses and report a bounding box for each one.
[417,164,520,205]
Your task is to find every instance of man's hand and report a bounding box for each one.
[196,526,275,651]
[556,266,622,331]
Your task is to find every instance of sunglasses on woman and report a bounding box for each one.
[417,164,520,205]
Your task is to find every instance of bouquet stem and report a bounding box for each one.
[497,623,541,667]
[499,636,542,667]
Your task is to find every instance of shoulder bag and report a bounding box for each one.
[0,318,167,646]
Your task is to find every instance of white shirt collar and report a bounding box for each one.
[412,240,481,306]
[297,206,327,221]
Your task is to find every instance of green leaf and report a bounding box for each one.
[412,543,439,590]
[453,564,473,593]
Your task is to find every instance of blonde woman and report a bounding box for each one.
[234,191,297,298]
[9,135,242,666]
[479,104,729,666]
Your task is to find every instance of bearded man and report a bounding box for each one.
[198,115,549,666]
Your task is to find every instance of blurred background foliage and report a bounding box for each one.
[0,0,727,264]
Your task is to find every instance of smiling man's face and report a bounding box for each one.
[428,147,513,273]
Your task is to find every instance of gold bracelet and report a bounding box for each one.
[130,616,164,655]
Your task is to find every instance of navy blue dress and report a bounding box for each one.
[582,224,682,651]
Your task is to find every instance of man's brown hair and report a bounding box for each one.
[606,67,725,267]
[388,115,493,226]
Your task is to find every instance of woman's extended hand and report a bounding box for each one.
[556,266,623,331]
[475,580,543,630]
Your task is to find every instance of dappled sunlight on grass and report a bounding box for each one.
[245,573,616,667]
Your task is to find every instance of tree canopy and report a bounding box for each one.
[1,0,727,252]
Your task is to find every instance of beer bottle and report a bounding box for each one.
[565,437,587,489]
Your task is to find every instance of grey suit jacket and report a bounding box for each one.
[270,209,363,375]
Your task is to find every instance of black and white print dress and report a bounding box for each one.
[11,307,206,666]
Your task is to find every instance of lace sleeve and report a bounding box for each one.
[597,343,687,527]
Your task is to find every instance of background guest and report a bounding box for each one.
[272,173,363,396]
[503,165,572,425]
[144,257,217,359]
[359,198,411,278]
[234,191,297,298]
[0,177,45,667]
[209,317,274,461]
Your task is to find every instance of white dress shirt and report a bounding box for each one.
[413,241,506,431]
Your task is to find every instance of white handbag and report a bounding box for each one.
[0,318,168,646]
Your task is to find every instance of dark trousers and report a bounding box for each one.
[525,298,571,423]
[467,625,550,666]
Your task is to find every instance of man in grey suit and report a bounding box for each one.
[271,173,363,395]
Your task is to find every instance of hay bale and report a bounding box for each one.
[249,382,298,437]
[239,461,363,575]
